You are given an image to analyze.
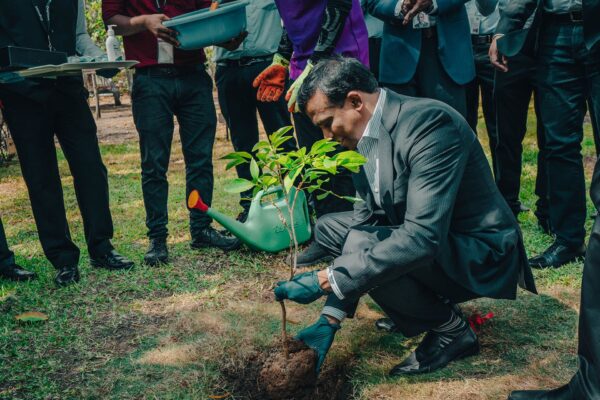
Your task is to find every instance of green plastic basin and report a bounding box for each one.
[163,1,249,50]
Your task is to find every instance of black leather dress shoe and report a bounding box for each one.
[144,238,168,266]
[55,266,80,286]
[508,384,573,399]
[0,264,37,281]
[528,242,586,269]
[191,227,240,251]
[376,317,399,333]
[389,325,479,376]
[90,250,134,270]
[292,241,333,267]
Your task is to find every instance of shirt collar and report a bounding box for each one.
[360,88,387,143]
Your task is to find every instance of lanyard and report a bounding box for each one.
[155,0,167,12]
[32,0,55,51]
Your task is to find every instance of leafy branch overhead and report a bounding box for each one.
[222,126,366,202]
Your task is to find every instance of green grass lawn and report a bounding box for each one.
[0,104,596,399]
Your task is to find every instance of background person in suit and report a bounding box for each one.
[0,0,134,287]
[0,217,36,282]
[361,0,385,81]
[490,0,600,269]
[274,57,536,375]
[368,0,475,117]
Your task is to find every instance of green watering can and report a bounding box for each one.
[188,186,311,253]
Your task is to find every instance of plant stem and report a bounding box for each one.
[279,301,289,359]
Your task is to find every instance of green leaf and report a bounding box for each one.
[250,158,259,181]
[316,192,330,200]
[271,135,293,150]
[15,311,48,323]
[252,140,271,152]
[221,151,253,160]
[225,158,248,170]
[224,178,255,193]
[310,139,337,155]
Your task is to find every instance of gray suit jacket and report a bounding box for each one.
[330,91,537,300]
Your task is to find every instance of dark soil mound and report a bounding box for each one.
[221,339,352,399]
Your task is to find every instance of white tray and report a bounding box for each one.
[18,60,138,78]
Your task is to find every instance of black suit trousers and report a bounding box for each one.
[215,60,295,210]
[567,159,600,398]
[0,216,15,270]
[466,41,498,169]
[494,53,549,219]
[315,211,479,337]
[535,21,600,247]
[1,87,114,268]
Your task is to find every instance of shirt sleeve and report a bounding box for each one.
[102,0,127,22]
[311,0,353,62]
[77,0,105,58]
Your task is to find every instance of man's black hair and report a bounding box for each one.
[297,56,379,114]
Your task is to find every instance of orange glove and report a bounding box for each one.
[253,53,290,102]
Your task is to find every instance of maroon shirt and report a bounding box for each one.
[102,0,210,68]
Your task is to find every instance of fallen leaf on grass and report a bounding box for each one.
[208,393,230,399]
[15,311,48,323]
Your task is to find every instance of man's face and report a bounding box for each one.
[305,90,366,150]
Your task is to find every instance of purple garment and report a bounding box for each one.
[275,0,369,79]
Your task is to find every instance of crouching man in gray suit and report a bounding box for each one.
[274,56,537,376]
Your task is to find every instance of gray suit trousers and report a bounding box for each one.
[315,211,479,337]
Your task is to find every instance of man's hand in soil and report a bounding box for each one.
[132,14,180,47]
[274,270,328,304]
[253,53,289,102]
[296,315,341,373]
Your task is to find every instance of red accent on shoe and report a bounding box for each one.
[468,311,494,333]
[188,190,209,212]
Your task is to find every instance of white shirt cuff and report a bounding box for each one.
[327,265,345,300]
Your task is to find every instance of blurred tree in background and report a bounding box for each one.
[85,0,107,47]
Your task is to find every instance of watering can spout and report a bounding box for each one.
[188,189,247,237]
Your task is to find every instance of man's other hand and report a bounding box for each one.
[274,270,326,304]
[401,0,433,25]
[296,315,341,373]
[140,14,180,47]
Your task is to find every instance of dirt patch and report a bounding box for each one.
[221,339,352,400]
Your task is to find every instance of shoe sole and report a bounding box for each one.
[143,257,169,267]
[390,341,480,376]
[90,260,135,270]
[529,255,585,269]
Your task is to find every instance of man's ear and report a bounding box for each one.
[346,91,363,110]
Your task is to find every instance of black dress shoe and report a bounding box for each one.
[376,317,399,333]
[291,241,333,267]
[508,384,573,399]
[55,266,80,286]
[237,209,249,223]
[90,249,134,270]
[144,238,168,266]
[191,227,241,251]
[0,264,37,281]
[389,325,479,376]
[528,241,586,269]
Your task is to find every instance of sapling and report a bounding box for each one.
[223,126,366,358]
